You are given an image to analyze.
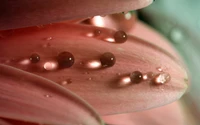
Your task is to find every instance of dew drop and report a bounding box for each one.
[43,43,51,48]
[143,72,154,80]
[93,29,101,36]
[88,77,92,81]
[100,52,116,67]
[130,71,143,84]
[114,30,128,43]
[156,67,163,72]
[60,79,72,85]
[29,53,40,63]
[45,37,53,41]
[153,73,171,85]
[124,12,132,20]
[44,94,52,98]
[116,73,121,76]
[57,51,75,68]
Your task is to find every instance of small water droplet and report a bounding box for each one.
[84,72,89,74]
[45,37,53,41]
[117,73,121,76]
[29,53,40,63]
[100,52,116,67]
[153,73,171,85]
[143,72,154,80]
[57,51,75,68]
[61,79,72,85]
[43,43,51,48]
[93,29,101,36]
[114,30,128,43]
[19,59,30,65]
[130,71,143,84]
[170,27,184,43]
[156,67,163,72]
[44,94,52,98]
[88,77,92,80]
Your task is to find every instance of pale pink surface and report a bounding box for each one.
[0,22,188,115]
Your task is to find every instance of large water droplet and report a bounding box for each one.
[100,52,116,67]
[57,51,75,69]
[153,73,171,85]
[130,71,143,84]
[114,30,127,43]
[94,29,101,36]
[29,53,40,63]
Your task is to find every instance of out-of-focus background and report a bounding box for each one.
[138,0,200,124]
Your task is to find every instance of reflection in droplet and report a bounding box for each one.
[44,61,58,71]
[19,59,30,65]
[118,76,131,87]
[124,12,132,20]
[86,33,94,37]
[170,27,184,43]
[153,73,171,85]
[87,60,101,69]
[92,16,104,27]
[104,38,115,43]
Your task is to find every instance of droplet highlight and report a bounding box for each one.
[44,61,58,71]
[57,51,75,68]
[153,73,171,85]
[100,52,116,67]
[29,53,40,63]
[130,71,143,84]
[114,30,127,43]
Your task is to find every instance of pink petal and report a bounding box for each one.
[103,101,185,125]
[0,0,153,30]
[0,64,104,125]
[0,23,188,115]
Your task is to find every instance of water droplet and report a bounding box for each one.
[44,94,52,98]
[93,29,101,36]
[116,73,121,76]
[104,38,115,43]
[170,27,184,43]
[19,59,30,65]
[130,71,143,84]
[100,52,116,67]
[114,30,128,43]
[29,53,40,63]
[153,73,171,85]
[88,77,92,81]
[61,79,72,85]
[122,11,129,15]
[57,51,75,68]
[143,72,154,80]
[84,72,89,74]
[45,37,53,41]
[44,61,58,71]
[43,43,51,48]
[156,67,163,72]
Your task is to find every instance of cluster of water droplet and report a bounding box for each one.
[127,69,171,85]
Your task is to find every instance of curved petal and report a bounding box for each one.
[0,0,153,30]
[0,23,188,115]
[0,64,104,125]
[103,101,185,125]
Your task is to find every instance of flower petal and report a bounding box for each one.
[0,64,104,125]
[0,23,188,115]
[0,0,153,30]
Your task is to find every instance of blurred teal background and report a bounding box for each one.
[139,0,200,124]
